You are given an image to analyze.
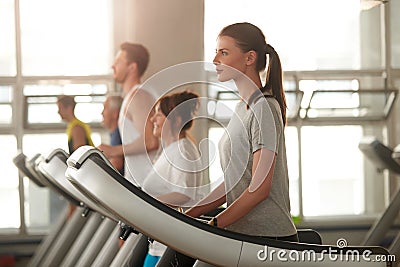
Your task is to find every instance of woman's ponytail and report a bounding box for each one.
[263,44,287,126]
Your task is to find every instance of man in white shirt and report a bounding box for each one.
[98,42,158,186]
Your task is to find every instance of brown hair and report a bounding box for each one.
[120,42,150,77]
[158,91,199,137]
[57,95,76,109]
[219,22,287,126]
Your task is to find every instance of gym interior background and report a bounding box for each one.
[1,0,400,265]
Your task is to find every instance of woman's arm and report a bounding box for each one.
[212,148,275,228]
[185,181,227,218]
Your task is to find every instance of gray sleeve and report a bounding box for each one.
[250,100,281,153]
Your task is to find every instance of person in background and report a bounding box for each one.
[101,94,124,175]
[141,90,208,267]
[57,94,94,216]
[98,42,158,186]
[57,95,94,154]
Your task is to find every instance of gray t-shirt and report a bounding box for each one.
[218,95,296,237]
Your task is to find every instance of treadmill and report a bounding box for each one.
[16,151,92,267]
[38,148,146,267]
[359,137,400,262]
[13,153,69,267]
[66,146,393,267]
[37,149,119,266]
[46,149,148,267]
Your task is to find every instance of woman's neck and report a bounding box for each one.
[234,72,262,104]
[163,133,182,147]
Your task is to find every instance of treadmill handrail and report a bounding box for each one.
[44,148,69,163]
[13,153,46,187]
[359,137,400,175]
[35,152,81,206]
[69,150,391,256]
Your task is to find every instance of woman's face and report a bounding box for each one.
[150,103,170,139]
[213,35,248,82]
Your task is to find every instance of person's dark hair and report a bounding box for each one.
[158,91,199,137]
[219,22,287,126]
[57,95,76,109]
[120,42,150,77]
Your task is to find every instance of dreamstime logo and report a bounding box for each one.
[120,61,277,207]
[336,238,347,248]
[257,238,395,263]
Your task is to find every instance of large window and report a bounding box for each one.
[0,0,113,234]
[0,86,13,125]
[301,126,364,216]
[204,0,363,70]
[19,0,113,76]
[0,136,19,230]
[0,0,16,76]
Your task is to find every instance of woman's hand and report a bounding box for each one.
[185,182,226,218]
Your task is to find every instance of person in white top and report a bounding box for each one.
[141,91,208,267]
[98,43,159,186]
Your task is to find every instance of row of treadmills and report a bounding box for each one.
[12,136,399,266]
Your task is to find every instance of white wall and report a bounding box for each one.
[114,0,204,80]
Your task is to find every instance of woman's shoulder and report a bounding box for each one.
[179,138,200,155]
[253,94,279,107]
[160,138,203,175]
[251,96,281,116]
[249,96,283,128]
[165,138,200,161]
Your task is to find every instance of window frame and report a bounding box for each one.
[206,67,396,222]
